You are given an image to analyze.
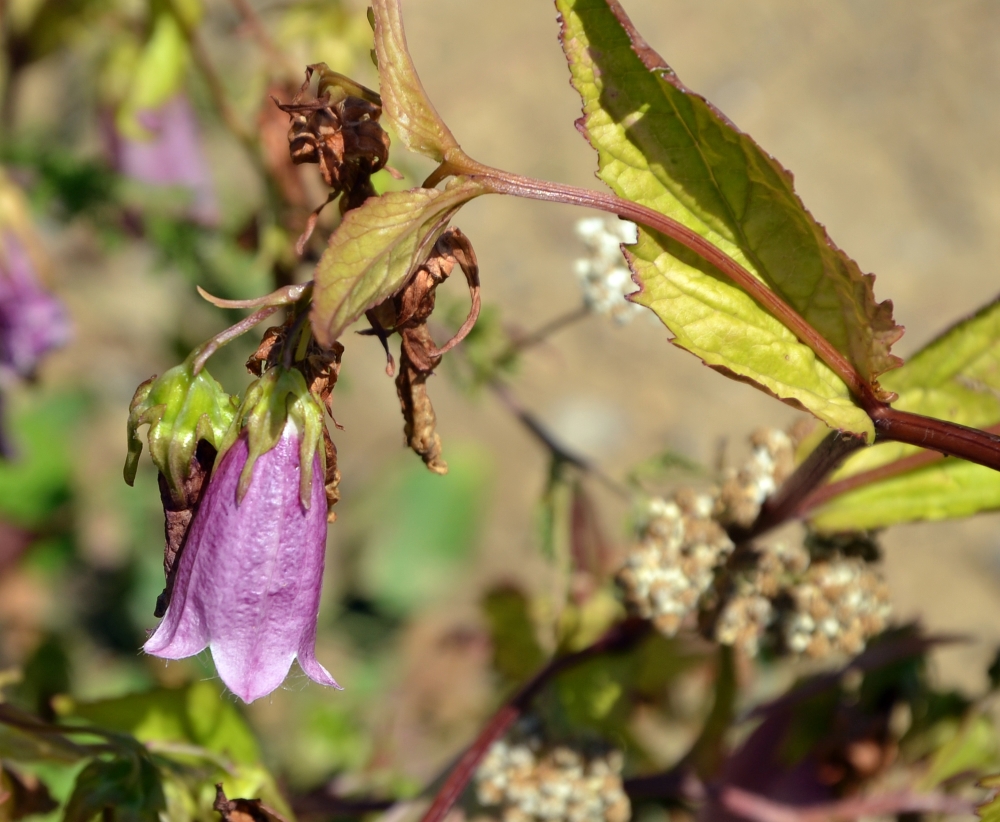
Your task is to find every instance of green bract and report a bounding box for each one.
[310,178,486,347]
[217,367,326,508]
[124,362,236,502]
[370,0,462,162]
[555,0,908,439]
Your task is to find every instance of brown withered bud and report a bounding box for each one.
[213,784,289,822]
[154,439,216,617]
[379,229,481,473]
[275,64,389,203]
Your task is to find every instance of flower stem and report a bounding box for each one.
[417,618,649,822]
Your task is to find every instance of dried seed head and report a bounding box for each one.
[617,493,733,636]
[276,64,389,203]
[714,594,773,657]
[476,736,629,822]
[715,428,795,528]
[782,556,891,658]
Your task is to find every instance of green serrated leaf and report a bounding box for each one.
[370,0,461,162]
[310,178,485,346]
[812,297,1000,530]
[556,0,904,437]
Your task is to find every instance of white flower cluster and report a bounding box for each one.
[617,491,734,636]
[715,428,795,528]
[613,425,892,660]
[714,542,809,656]
[476,738,630,822]
[572,218,643,325]
[783,556,891,657]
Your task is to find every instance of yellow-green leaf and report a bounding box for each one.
[627,232,873,437]
[310,178,485,346]
[371,0,461,162]
[812,297,1000,530]
[556,0,904,437]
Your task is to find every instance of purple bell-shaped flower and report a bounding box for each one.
[144,368,339,703]
[0,230,71,379]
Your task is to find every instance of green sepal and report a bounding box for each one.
[124,362,237,502]
[217,367,326,509]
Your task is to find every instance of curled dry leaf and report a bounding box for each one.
[154,439,217,617]
[213,784,290,822]
[380,228,480,473]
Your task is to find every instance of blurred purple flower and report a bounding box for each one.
[144,423,340,703]
[108,95,219,225]
[0,231,71,379]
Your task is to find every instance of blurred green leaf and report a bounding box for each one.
[63,749,165,822]
[554,657,627,735]
[115,11,190,139]
[310,179,486,347]
[370,0,461,162]
[0,393,84,527]
[0,725,85,765]
[556,0,901,438]
[441,303,518,390]
[979,773,1000,822]
[923,715,998,788]
[482,586,547,686]
[68,681,260,766]
[358,445,491,613]
[812,296,1000,531]
[7,635,71,720]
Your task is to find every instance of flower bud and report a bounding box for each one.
[124,362,236,503]
[217,366,325,508]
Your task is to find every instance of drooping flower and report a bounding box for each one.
[107,94,219,225]
[0,230,71,379]
[143,368,339,703]
[144,420,339,702]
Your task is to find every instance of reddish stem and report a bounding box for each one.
[418,619,649,822]
[799,420,1000,515]
[731,431,867,543]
